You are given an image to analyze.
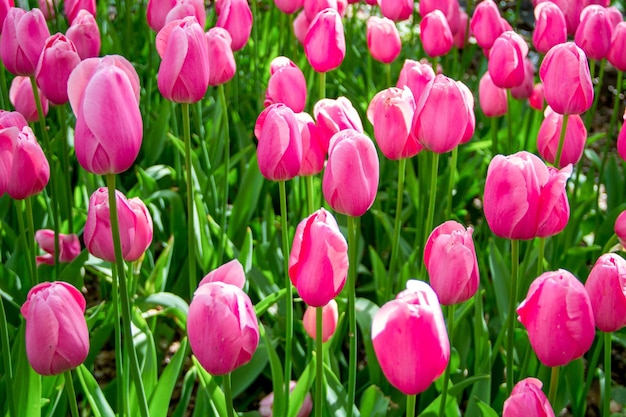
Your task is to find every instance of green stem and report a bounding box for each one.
[347,215,358,417]
[16,200,35,288]
[554,113,570,168]
[105,174,149,417]
[64,370,80,417]
[507,89,514,153]
[536,237,545,277]
[438,305,456,417]
[250,0,261,109]
[446,147,458,218]
[279,180,293,414]
[223,373,235,417]
[385,63,391,88]
[608,71,623,140]
[182,103,196,298]
[548,366,560,408]
[111,266,126,417]
[25,198,38,285]
[315,306,324,417]
[388,158,406,299]
[491,116,498,157]
[0,294,16,417]
[57,106,73,233]
[603,332,612,417]
[583,337,604,414]
[406,394,416,417]
[0,64,7,109]
[585,59,605,129]
[507,239,520,394]
[216,85,230,266]
[306,175,315,215]
[424,152,440,269]
[319,71,326,103]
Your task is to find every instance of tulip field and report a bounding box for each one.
[2,0,626,416]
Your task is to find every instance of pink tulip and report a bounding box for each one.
[529,83,545,110]
[470,0,505,50]
[164,0,206,28]
[313,96,363,152]
[216,0,253,51]
[532,2,567,54]
[0,109,27,130]
[479,72,507,117]
[9,76,48,122]
[366,16,401,64]
[0,0,13,35]
[198,259,245,289]
[206,27,236,86]
[323,129,379,217]
[35,229,81,266]
[64,0,95,24]
[68,55,142,175]
[419,0,461,35]
[420,10,453,58]
[35,33,81,106]
[66,9,101,59]
[510,58,535,100]
[0,127,15,196]
[305,8,345,73]
[7,127,49,200]
[503,378,555,417]
[289,208,348,306]
[607,22,626,71]
[618,111,626,162]
[188,280,259,375]
[488,31,527,89]
[396,59,436,102]
[259,381,312,417]
[517,269,595,367]
[295,112,325,176]
[542,0,583,35]
[539,42,593,115]
[372,280,449,395]
[367,86,420,160]
[21,281,89,375]
[0,7,50,76]
[302,299,339,342]
[146,0,177,32]
[124,197,153,262]
[484,151,571,240]
[411,74,475,153]
[616,210,626,247]
[378,0,412,22]
[453,10,468,49]
[606,6,622,28]
[585,253,626,333]
[254,103,302,181]
[273,0,304,14]
[293,10,311,44]
[304,0,337,21]
[424,221,479,305]
[537,107,587,168]
[575,5,614,61]
[264,56,307,113]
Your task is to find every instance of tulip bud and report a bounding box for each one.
[164,0,206,28]
[293,10,311,45]
[574,4,613,61]
[420,0,461,35]
[302,300,339,342]
[585,253,626,333]
[305,9,345,73]
[273,0,304,14]
[479,72,507,117]
[366,16,401,64]
[199,259,246,289]
[532,2,567,54]
[35,229,81,266]
[259,381,312,417]
[206,27,236,86]
[453,10,468,49]
[10,76,49,123]
[216,0,253,51]
[529,83,545,111]
[379,0,412,21]
[517,269,595,367]
[546,0,583,35]
[304,0,337,21]
[372,280,450,395]
[39,0,58,20]
[7,127,50,200]
[396,59,436,102]
[264,56,307,113]
[503,378,555,417]
[314,96,363,152]
[0,7,50,76]
[537,107,587,168]
[35,33,81,106]
[21,281,89,375]
[125,197,153,261]
[510,58,535,100]
[64,0,95,24]
[0,0,13,35]
[607,22,626,72]
[470,0,505,50]
[146,0,177,32]
[295,112,325,176]
[0,109,28,130]
[488,31,528,89]
[616,210,626,247]
[420,10,453,58]
[66,9,101,59]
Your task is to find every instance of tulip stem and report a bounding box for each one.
[319,71,326,103]
[315,306,324,417]
[491,116,498,156]
[446,147,458,218]
[223,373,235,417]
[424,152,440,274]
[111,266,127,417]
[438,304,455,417]
[507,239,519,394]
[25,198,38,285]
[347,215,358,417]
[279,180,293,414]
[389,158,406,298]
[64,370,80,417]
[406,394,416,417]
[603,332,612,417]
[0,294,16,417]
[105,174,150,417]
[0,64,7,109]
[554,113,569,168]
[385,64,391,88]
[608,71,623,140]
[16,200,36,287]
[585,59,605,129]
[506,89,514,153]
[182,103,196,298]
[536,237,545,277]
[57,106,74,233]
[216,84,230,267]
[306,175,315,215]
[548,366,560,408]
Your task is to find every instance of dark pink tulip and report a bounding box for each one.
[259,381,312,417]
[304,0,337,21]
[216,0,253,51]
[420,10,453,58]
[396,59,436,102]
[303,299,339,342]
[322,129,379,217]
[313,96,363,152]
[366,16,401,64]
[537,107,587,168]
[470,0,505,50]
[21,281,89,375]
[305,8,345,73]
[293,10,311,44]
[479,72,507,117]
[273,0,304,14]
[7,127,49,200]
[411,74,475,153]
[424,221,479,305]
[379,0,412,22]
[64,0,95,24]
[517,269,595,367]
[188,280,259,375]
[616,210,626,247]
[585,253,626,333]
[607,22,626,71]
[419,0,461,35]
[575,5,614,61]
[35,33,81,106]
[264,56,307,113]
[503,378,555,417]
[35,229,81,266]
[0,0,13,35]
[206,27,236,86]
[529,83,545,110]
[66,9,101,59]
[9,76,48,122]
[618,111,626,162]
[488,31,527,89]
[367,86,420,160]
[289,208,348,306]
[372,280,449,395]
[511,58,535,100]
[147,0,177,32]
[484,151,571,240]
[453,10,468,49]
[124,197,153,262]
[606,6,622,28]
[164,0,206,28]
[199,259,246,289]
[0,7,50,76]
[0,127,15,196]
[541,0,582,35]
[532,2,567,54]
[295,112,325,176]
[539,42,593,115]
[254,103,302,181]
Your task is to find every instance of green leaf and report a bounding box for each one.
[323,362,360,417]
[231,336,269,398]
[144,235,174,293]
[57,249,89,289]
[149,338,189,417]
[287,356,315,417]
[259,323,285,417]
[355,297,382,387]
[171,367,198,417]
[359,385,390,417]
[255,288,286,317]
[75,364,115,417]
[488,239,510,323]
[13,323,41,417]
[193,357,229,417]
[475,399,500,417]
[229,152,264,245]
[136,292,189,329]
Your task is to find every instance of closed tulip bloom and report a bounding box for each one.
[35,229,81,266]
[529,83,545,110]
[545,0,582,35]
[616,210,626,247]
[10,76,49,122]
[367,86,420,160]
[7,127,50,200]
[323,129,379,217]
[314,96,363,152]
[164,0,206,28]
[503,378,555,417]
[618,112,626,162]
[188,280,259,375]
[532,2,567,54]
[35,33,81,106]
[420,10,453,57]
[396,59,436,102]
[0,109,28,130]
[372,280,449,395]
[124,197,153,262]
[606,6,622,27]
[273,0,304,14]
[0,0,13,34]
[0,127,15,196]
[0,7,50,76]
[295,112,325,176]
[259,381,313,417]
[488,31,527,89]
[64,0,95,24]
[199,259,246,289]
[411,74,475,153]
[147,0,177,32]
[305,9,345,73]
[537,107,586,168]
[539,42,593,115]
[304,0,338,21]
[216,0,253,51]
[479,72,507,117]
[293,10,311,44]
[484,151,571,240]
[517,269,595,367]
[366,16,401,64]
[585,253,626,332]
[66,10,101,59]
[424,221,479,305]
[289,208,348,306]
[302,300,339,342]
[419,0,461,35]
[206,27,236,86]
[254,103,302,181]
[453,10,468,49]
[607,22,626,71]
[21,281,89,375]
[575,5,613,61]
[470,0,505,50]
[511,58,535,100]
[378,0,412,22]
[264,56,307,113]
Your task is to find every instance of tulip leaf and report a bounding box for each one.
[359,385,390,417]
[144,235,174,293]
[136,292,189,329]
[57,249,89,289]
[323,362,360,417]
[487,239,510,324]
[228,152,264,245]
[13,323,42,417]
[254,288,286,317]
[192,357,230,417]
[75,364,115,417]
[239,227,254,275]
[475,399,499,417]
[287,355,315,417]
[355,297,382,387]
[231,337,268,397]
[171,367,198,417]
[148,338,189,417]
[259,323,285,417]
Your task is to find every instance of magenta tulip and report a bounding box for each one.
[188,280,259,375]
[545,0,583,35]
[479,72,507,117]
[198,259,246,289]
[35,229,81,266]
[35,33,81,106]
[537,107,587,168]
[510,58,535,100]
[215,0,253,51]
[206,27,236,86]
[259,381,312,417]
[532,2,567,54]
[39,0,58,20]
[379,0,412,21]
[502,378,555,417]
[470,0,505,50]
[606,6,622,27]
[289,208,348,307]
[420,10,453,58]
[302,299,339,342]
[517,269,595,367]
[304,0,337,21]
[616,210,626,247]
[618,112,626,162]
[264,56,307,113]
[372,280,449,395]
[419,0,461,35]
[453,10,468,49]
[64,0,95,24]
[488,31,528,89]
[484,151,571,240]
[164,0,206,28]
[396,59,436,102]
[147,0,177,31]
[295,112,325,176]
[529,83,545,110]
[273,0,303,14]
[366,16,401,64]
[0,127,15,196]
[293,10,311,44]
[607,22,626,71]
[574,4,613,60]
[0,7,50,76]
[322,129,379,217]
[0,0,13,34]
[124,197,153,262]
[305,8,345,73]
[66,9,101,59]
[313,96,363,152]
[9,76,48,123]
[585,253,626,332]
[7,127,50,200]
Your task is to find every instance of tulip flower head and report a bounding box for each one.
[537,107,587,168]
[35,229,81,266]
[10,76,49,123]
[585,253,626,333]
[396,59,436,103]
[206,27,236,86]
[5,126,50,200]
[366,16,401,64]
[147,0,205,32]
[35,33,82,106]
[503,378,555,417]
[616,210,626,247]
[264,56,307,113]
[302,299,339,342]
[488,31,528,89]
[66,9,101,59]
[199,259,246,289]
[314,96,363,152]
[470,0,506,50]
[378,0,412,21]
[479,72,507,117]
[259,381,312,417]
[295,112,325,176]
[574,4,614,61]
[0,0,13,35]
[0,7,50,76]
[532,2,567,54]
[607,22,626,72]
[529,83,545,111]
[420,10,453,58]
[305,8,345,73]
[215,0,253,51]
[273,0,304,14]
